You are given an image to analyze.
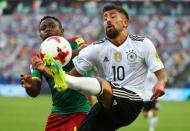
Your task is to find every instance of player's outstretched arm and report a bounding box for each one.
[151,69,168,100]
[20,74,41,97]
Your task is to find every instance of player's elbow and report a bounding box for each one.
[155,69,169,85]
[28,93,39,98]
[26,89,40,98]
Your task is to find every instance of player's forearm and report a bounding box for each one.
[72,49,80,58]
[40,66,54,79]
[26,88,39,97]
[25,79,41,97]
[69,68,83,77]
[154,69,169,87]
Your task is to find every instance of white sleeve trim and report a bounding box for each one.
[150,65,164,73]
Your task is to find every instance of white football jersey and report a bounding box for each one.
[73,34,164,99]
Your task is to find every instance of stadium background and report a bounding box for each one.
[0,0,190,131]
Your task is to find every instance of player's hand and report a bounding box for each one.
[151,81,165,101]
[20,74,32,89]
[31,54,46,72]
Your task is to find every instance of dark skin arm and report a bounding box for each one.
[151,68,169,100]
[71,44,88,58]
[31,55,54,79]
[69,68,83,76]
[20,74,41,97]
[20,54,54,97]
[72,49,81,58]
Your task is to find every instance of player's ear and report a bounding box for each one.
[123,19,128,28]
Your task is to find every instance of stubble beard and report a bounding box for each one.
[106,27,119,39]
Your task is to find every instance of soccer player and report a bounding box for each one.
[143,72,160,131]
[20,16,91,131]
[31,4,168,131]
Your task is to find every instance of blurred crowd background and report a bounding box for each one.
[0,0,190,89]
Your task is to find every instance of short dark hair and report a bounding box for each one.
[39,16,62,28]
[102,4,129,19]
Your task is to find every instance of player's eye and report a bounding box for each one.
[111,14,116,19]
[40,25,46,31]
[50,24,55,28]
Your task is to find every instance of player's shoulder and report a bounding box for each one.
[92,37,107,45]
[129,34,146,42]
[81,38,107,53]
[67,36,80,49]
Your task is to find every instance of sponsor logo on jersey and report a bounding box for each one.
[114,52,122,62]
[126,50,137,62]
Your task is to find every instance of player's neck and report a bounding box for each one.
[109,31,128,47]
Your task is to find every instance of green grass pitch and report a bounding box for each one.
[0,96,190,131]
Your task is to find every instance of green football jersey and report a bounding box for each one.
[31,39,91,115]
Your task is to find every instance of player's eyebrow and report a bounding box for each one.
[103,10,118,18]
[103,13,107,18]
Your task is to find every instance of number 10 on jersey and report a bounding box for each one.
[112,66,125,81]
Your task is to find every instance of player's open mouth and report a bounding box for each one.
[46,32,55,38]
[106,25,114,30]
[107,25,113,29]
[106,27,114,32]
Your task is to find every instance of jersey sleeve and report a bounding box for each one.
[143,38,164,73]
[30,65,42,81]
[72,44,95,75]
[67,36,84,49]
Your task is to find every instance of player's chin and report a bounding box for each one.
[106,31,118,39]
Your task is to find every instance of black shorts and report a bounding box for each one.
[143,100,159,112]
[78,82,144,131]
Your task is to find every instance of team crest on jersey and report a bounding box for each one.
[114,52,122,62]
[126,50,137,62]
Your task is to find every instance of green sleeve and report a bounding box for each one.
[83,66,97,77]
[31,67,42,80]
[69,41,79,49]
